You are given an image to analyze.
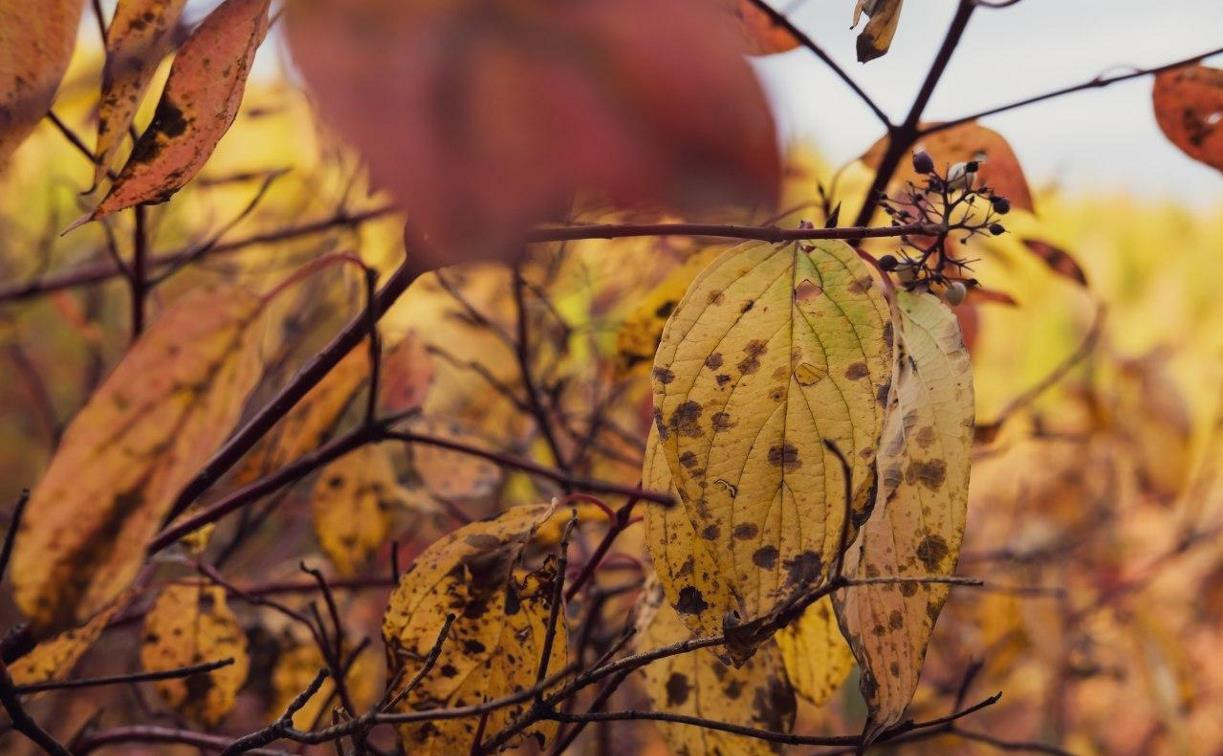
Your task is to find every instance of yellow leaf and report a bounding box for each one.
[775,596,853,705]
[636,580,796,755]
[312,444,402,576]
[0,1,82,164]
[382,503,565,753]
[833,291,973,743]
[643,425,735,641]
[616,244,728,377]
[270,639,380,730]
[93,0,188,188]
[651,239,892,634]
[852,0,904,63]
[140,581,250,726]
[7,597,125,687]
[12,284,266,631]
[82,0,271,223]
[407,415,504,500]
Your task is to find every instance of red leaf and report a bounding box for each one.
[1152,64,1223,172]
[1021,238,1088,287]
[286,0,781,267]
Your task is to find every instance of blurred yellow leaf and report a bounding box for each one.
[312,444,403,576]
[12,284,266,631]
[775,596,853,705]
[270,639,380,730]
[140,581,250,726]
[7,597,125,687]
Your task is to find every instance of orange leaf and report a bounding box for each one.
[286,0,780,266]
[722,0,801,55]
[861,122,1034,212]
[78,0,270,225]
[92,0,188,189]
[0,0,83,165]
[1021,238,1088,286]
[1152,64,1223,172]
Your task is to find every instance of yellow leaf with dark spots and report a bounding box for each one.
[651,239,892,636]
[381,504,566,754]
[636,580,796,755]
[832,290,973,743]
[12,284,267,631]
[140,581,250,726]
[775,596,854,705]
[8,596,126,688]
[312,444,404,576]
[270,639,380,730]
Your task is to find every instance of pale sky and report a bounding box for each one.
[753,0,1223,207]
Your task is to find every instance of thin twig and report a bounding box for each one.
[14,657,235,694]
[0,660,72,755]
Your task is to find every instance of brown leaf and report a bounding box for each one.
[140,581,250,726]
[11,285,267,631]
[0,0,83,164]
[1021,238,1089,286]
[852,0,904,63]
[1153,64,1223,171]
[77,0,270,225]
[861,121,1034,212]
[286,0,780,264]
[93,0,188,189]
[407,416,505,501]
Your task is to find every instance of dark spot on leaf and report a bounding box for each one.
[706,289,724,305]
[668,401,704,438]
[732,523,758,540]
[676,587,708,615]
[679,451,698,468]
[711,411,732,430]
[905,459,947,490]
[737,339,767,374]
[915,534,950,571]
[665,672,691,706]
[701,524,720,540]
[888,609,903,630]
[767,441,801,472]
[440,663,459,678]
[752,546,778,568]
[654,300,676,319]
[463,639,486,654]
[844,362,869,380]
[653,366,675,384]
[705,352,724,369]
[784,550,822,586]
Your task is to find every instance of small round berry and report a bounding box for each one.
[945,281,968,306]
[989,222,1006,236]
[991,196,1011,214]
[879,254,898,271]
[912,149,935,175]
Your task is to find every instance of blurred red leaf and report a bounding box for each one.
[285,0,781,267]
[721,0,801,55]
[1021,238,1088,286]
[1153,64,1223,172]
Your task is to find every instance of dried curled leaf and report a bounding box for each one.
[861,122,1034,212]
[1153,64,1223,171]
[0,0,82,164]
[833,291,973,743]
[12,285,266,631]
[407,416,504,500]
[775,596,854,705]
[651,239,892,637]
[287,0,780,263]
[382,504,565,753]
[852,0,904,63]
[7,597,125,687]
[93,0,188,188]
[141,582,250,726]
[312,444,404,576]
[636,580,796,755]
[81,0,271,223]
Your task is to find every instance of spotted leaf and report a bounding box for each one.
[832,291,973,743]
[140,581,250,726]
[93,0,188,188]
[381,504,565,754]
[12,284,267,631]
[77,0,270,224]
[1153,64,1223,171]
[312,444,405,576]
[7,596,126,688]
[636,580,796,755]
[651,239,892,639]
